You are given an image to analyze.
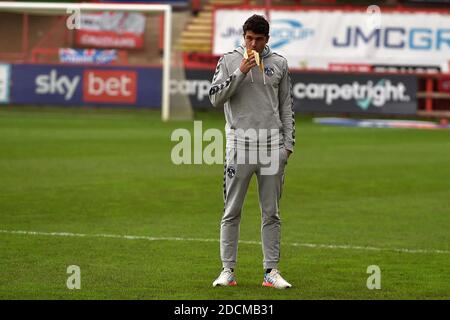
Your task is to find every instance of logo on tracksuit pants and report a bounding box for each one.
[227,166,236,179]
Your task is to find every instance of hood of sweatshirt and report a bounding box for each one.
[236,45,273,85]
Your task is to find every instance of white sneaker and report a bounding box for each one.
[262,269,292,289]
[212,268,237,287]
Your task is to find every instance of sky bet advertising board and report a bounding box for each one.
[10,64,162,108]
[214,9,450,71]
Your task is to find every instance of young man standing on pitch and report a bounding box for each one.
[209,15,295,289]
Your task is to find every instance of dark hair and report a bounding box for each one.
[243,14,269,37]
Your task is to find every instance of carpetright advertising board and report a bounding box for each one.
[290,72,417,115]
[170,68,417,114]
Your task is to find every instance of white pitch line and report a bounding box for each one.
[1,229,449,255]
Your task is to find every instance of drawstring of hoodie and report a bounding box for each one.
[248,57,266,85]
[262,57,266,85]
[244,45,267,85]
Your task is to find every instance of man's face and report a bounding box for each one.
[244,30,269,54]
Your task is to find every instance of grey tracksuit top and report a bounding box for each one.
[209,45,295,152]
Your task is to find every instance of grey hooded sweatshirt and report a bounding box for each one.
[209,45,295,152]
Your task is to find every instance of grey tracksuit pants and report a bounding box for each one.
[220,147,288,270]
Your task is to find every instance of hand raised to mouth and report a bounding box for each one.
[243,49,263,72]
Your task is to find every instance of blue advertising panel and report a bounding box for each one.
[11,64,162,108]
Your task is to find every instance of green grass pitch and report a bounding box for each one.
[0,106,449,299]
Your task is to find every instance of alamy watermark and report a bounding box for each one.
[66,8,81,30]
[170,121,286,175]
[365,5,382,33]
[366,265,381,290]
[66,265,81,290]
